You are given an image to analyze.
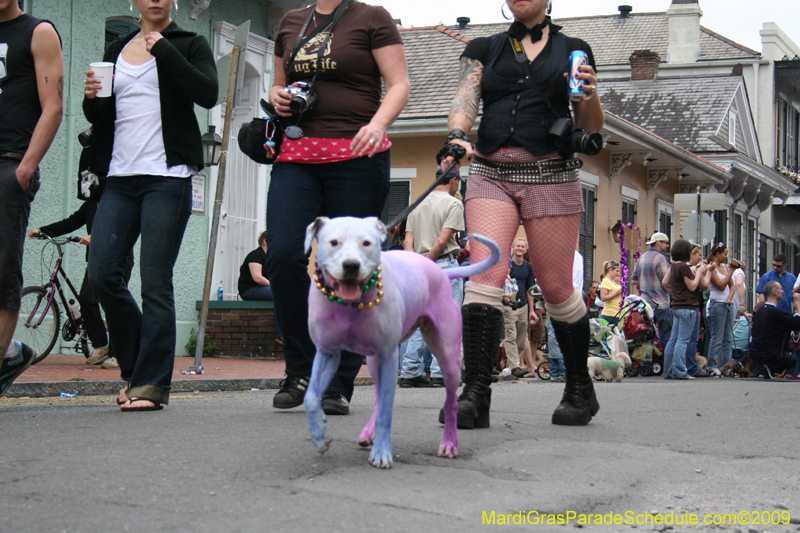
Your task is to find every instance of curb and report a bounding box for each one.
[5,376,376,398]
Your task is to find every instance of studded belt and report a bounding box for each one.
[0,152,24,161]
[471,156,582,185]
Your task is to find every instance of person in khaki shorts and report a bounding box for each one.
[399,169,465,387]
[502,238,536,378]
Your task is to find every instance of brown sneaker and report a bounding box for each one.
[86,345,110,365]
[100,357,119,369]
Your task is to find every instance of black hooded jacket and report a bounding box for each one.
[82,22,218,175]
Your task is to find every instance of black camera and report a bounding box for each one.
[547,117,603,158]
[285,81,318,114]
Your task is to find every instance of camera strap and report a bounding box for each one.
[285,0,354,81]
[507,35,571,123]
[282,0,354,138]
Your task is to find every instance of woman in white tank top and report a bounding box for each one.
[706,244,736,375]
[82,0,217,411]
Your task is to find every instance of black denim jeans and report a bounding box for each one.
[266,151,390,401]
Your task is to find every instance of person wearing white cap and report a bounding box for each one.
[631,232,675,350]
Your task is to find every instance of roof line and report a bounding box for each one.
[604,111,727,172]
[435,25,471,44]
[700,25,761,57]
[398,25,439,32]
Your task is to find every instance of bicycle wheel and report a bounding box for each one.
[536,362,551,380]
[16,286,61,365]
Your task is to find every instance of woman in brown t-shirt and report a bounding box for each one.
[266,1,409,415]
[662,239,712,379]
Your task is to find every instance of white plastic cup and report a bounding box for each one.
[90,61,114,98]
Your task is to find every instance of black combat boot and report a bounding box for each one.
[550,313,600,425]
[439,303,503,429]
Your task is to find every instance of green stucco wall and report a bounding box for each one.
[24,0,271,355]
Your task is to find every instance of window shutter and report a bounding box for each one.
[381,181,410,225]
[580,185,595,288]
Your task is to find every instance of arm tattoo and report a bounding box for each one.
[449,57,483,132]
[57,77,64,101]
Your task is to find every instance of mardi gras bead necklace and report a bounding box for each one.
[314,262,384,309]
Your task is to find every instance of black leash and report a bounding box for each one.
[386,161,458,229]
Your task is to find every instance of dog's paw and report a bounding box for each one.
[313,433,333,454]
[357,429,374,448]
[368,447,393,468]
[437,441,459,459]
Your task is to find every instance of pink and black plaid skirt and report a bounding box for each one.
[464,147,584,219]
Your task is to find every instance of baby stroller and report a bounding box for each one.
[610,296,662,376]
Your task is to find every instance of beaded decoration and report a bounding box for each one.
[314,262,384,309]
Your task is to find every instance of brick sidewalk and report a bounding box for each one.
[15,354,372,383]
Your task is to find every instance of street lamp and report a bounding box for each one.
[609,220,623,243]
[202,125,223,167]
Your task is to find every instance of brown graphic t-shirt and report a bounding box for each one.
[274,2,403,138]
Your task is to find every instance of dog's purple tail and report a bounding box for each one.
[445,234,501,281]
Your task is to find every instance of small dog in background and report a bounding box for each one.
[587,353,631,383]
[722,361,749,378]
[695,355,709,373]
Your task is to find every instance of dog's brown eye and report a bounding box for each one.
[330,240,339,247]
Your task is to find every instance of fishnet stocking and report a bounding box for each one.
[523,213,582,305]
[465,198,522,288]
[466,197,581,306]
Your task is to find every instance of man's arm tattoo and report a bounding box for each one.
[449,58,483,131]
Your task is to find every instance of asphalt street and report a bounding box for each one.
[2,376,799,532]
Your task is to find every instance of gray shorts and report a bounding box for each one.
[0,157,40,310]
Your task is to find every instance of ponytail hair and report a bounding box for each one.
[603,260,620,275]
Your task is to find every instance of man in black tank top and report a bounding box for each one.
[0,0,63,397]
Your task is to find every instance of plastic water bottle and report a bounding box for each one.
[68,299,81,320]
[217,282,224,301]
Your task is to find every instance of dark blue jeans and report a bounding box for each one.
[267,152,390,401]
[240,285,281,337]
[88,176,192,404]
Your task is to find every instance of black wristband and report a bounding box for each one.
[445,129,474,149]
[436,143,467,165]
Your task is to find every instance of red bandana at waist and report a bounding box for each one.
[275,135,391,164]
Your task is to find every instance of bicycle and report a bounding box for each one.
[15,233,91,364]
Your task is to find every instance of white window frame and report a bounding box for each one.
[657,200,674,243]
[729,110,738,147]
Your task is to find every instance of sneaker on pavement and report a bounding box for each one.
[273,376,309,409]
[86,345,110,365]
[321,392,350,415]
[693,370,710,378]
[709,368,722,377]
[511,367,529,378]
[429,377,444,388]
[399,375,430,388]
[762,366,773,380]
[0,342,37,398]
[100,357,119,369]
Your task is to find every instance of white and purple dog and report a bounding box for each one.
[304,216,500,468]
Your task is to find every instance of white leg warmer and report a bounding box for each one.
[463,281,505,313]
[544,287,586,324]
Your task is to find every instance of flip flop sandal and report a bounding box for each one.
[120,398,163,412]
[116,382,131,406]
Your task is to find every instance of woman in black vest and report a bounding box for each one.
[438,0,604,429]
